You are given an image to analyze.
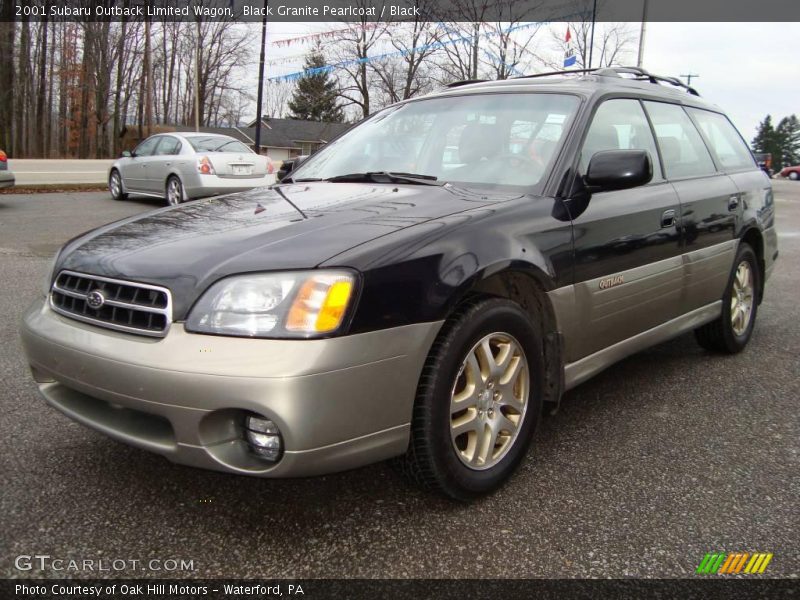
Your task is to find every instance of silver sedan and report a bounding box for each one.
[109,133,274,205]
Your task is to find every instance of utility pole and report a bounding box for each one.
[194,18,201,132]
[637,0,648,68]
[681,73,700,86]
[254,0,268,154]
[587,0,597,69]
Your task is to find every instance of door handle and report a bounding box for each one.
[728,195,740,211]
[661,209,676,228]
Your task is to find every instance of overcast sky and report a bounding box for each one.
[248,21,799,143]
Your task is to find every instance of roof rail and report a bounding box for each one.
[593,66,700,96]
[513,68,598,80]
[511,65,700,96]
[446,79,489,88]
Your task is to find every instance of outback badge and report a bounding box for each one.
[599,275,624,290]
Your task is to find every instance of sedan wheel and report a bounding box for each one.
[166,177,184,206]
[789,171,799,181]
[109,170,127,201]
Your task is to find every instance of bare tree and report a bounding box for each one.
[328,6,387,119]
[371,4,441,104]
[480,0,546,80]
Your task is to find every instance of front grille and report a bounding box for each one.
[50,270,172,337]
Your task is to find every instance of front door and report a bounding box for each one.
[567,98,683,361]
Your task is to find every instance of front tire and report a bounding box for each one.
[166,176,185,206]
[695,243,759,354]
[789,171,799,181]
[397,297,544,501]
[109,170,127,201]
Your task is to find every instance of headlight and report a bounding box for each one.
[185,270,357,338]
[42,250,61,296]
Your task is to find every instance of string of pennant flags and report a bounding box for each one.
[266,20,566,83]
[271,22,385,47]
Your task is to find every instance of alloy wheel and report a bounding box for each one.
[450,332,529,470]
[167,178,182,205]
[110,172,121,198]
[731,260,755,336]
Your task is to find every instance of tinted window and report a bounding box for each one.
[688,109,755,171]
[133,136,161,157]
[188,136,252,154]
[580,99,662,180]
[155,136,182,156]
[643,101,716,179]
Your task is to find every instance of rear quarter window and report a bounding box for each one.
[643,101,717,180]
[688,108,756,171]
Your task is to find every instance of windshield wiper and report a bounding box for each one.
[324,171,443,186]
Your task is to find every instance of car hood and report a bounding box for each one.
[57,182,517,319]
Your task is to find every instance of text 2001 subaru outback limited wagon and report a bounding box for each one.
[21,68,777,500]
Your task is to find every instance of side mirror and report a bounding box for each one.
[585,150,652,191]
[121,150,132,158]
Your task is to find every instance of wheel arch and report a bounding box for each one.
[443,263,564,412]
[109,167,127,194]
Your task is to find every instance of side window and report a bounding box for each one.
[580,99,662,180]
[133,136,161,157]
[688,109,755,171]
[643,101,716,179]
[155,136,181,156]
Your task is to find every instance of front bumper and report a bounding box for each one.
[20,298,441,477]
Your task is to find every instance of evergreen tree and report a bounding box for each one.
[751,115,785,170]
[287,49,344,123]
[776,114,800,167]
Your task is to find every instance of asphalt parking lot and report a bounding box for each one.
[0,184,798,579]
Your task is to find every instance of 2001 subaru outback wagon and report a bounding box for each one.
[21,67,778,500]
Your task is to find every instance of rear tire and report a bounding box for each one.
[789,171,799,181]
[109,170,127,201]
[694,243,759,354]
[396,297,544,501]
[166,176,185,206]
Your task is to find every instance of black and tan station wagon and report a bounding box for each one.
[22,67,777,500]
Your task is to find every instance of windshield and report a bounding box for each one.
[188,136,252,154]
[291,93,579,190]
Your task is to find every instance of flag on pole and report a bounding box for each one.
[563,26,577,68]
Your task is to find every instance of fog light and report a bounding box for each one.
[245,415,282,462]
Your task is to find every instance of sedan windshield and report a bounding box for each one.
[292,93,579,190]
[188,136,252,154]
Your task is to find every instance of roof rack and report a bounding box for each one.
[446,79,490,88]
[512,65,700,96]
[593,66,700,96]
[514,68,598,80]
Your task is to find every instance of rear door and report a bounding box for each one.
[643,101,739,314]
[567,98,683,360]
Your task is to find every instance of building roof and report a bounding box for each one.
[240,118,351,149]
[131,118,352,150]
